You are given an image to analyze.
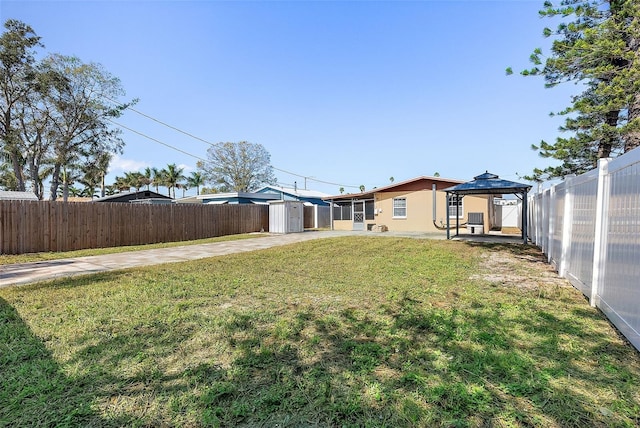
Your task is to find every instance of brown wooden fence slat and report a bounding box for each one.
[0,201,269,255]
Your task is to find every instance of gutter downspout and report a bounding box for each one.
[446,192,451,239]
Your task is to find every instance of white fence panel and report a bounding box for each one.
[597,150,640,351]
[564,170,598,296]
[529,146,640,352]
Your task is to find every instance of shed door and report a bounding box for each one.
[353,201,365,231]
[289,203,302,232]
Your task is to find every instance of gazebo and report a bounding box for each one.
[443,172,532,244]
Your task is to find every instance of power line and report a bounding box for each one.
[105,96,217,147]
[108,119,208,162]
[105,97,360,189]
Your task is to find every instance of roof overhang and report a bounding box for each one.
[443,172,531,196]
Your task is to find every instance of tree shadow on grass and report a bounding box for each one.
[5,258,639,427]
[169,299,640,426]
[0,296,130,427]
[22,270,132,291]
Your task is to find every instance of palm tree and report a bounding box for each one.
[143,167,153,190]
[151,167,164,193]
[60,165,82,202]
[177,182,189,198]
[163,163,185,198]
[124,171,146,192]
[113,175,130,193]
[187,171,204,196]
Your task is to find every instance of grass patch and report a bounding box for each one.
[1,236,639,426]
[0,233,268,265]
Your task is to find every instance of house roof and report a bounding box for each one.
[323,175,464,200]
[193,192,277,201]
[443,172,532,195]
[175,186,331,205]
[0,190,38,201]
[92,190,172,202]
[256,185,331,199]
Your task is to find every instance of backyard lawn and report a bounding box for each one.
[1,236,639,427]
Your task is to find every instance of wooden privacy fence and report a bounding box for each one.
[0,201,269,255]
[303,205,331,229]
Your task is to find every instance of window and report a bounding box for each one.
[393,198,407,218]
[448,195,463,218]
[365,200,375,220]
[333,202,352,220]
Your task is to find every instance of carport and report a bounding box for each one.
[443,172,532,244]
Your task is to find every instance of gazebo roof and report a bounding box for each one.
[444,171,532,195]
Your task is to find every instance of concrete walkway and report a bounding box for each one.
[0,230,525,288]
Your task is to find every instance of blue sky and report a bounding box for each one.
[1,0,576,196]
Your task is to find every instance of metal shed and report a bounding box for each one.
[444,172,532,244]
[269,200,304,234]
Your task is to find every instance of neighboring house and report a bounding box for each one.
[175,186,331,206]
[254,186,330,206]
[174,186,332,229]
[92,190,172,204]
[324,176,496,233]
[0,190,38,201]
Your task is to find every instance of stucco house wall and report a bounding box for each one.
[372,190,490,232]
[325,176,494,233]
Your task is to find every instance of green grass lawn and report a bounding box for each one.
[0,233,268,265]
[1,236,638,427]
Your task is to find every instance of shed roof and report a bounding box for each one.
[0,190,38,201]
[443,172,531,195]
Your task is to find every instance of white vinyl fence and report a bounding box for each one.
[528,146,640,352]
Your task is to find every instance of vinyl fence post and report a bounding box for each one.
[559,176,575,278]
[590,158,610,308]
[547,185,556,264]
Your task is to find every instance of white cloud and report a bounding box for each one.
[108,155,151,174]
[179,163,194,173]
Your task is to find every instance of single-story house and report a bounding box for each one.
[324,176,498,233]
[0,190,39,201]
[92,190,173,204]
[175,185,330,206]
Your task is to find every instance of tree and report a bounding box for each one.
[186,171,204,195]
[112,175,130,193]
[0,19,42,192]
[199,141,276,192]
[508,0,640,181]
[123,171,146,192]
[1,20,133,199]
[162,163,184,198]
[143,167,153,190]
[150,167,163,193]
[200,186,218,195]
[42,54,129,200]
[359,185,365,192]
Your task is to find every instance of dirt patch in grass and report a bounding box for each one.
[469,245,569,290]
